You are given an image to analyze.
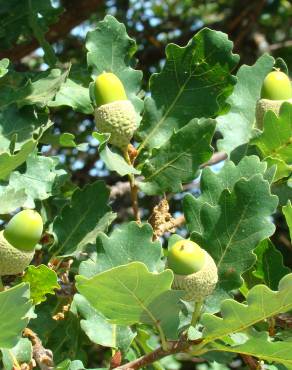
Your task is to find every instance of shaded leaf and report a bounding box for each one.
[51,181,114,257]
[49,78,93,114]
[253,239,290,290]
[71,294,135,351]
[0,105,48,152]
[0,140,36,180]
[139,118,215,195]
[283,201,292,241]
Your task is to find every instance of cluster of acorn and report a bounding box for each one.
[1,68,291,305]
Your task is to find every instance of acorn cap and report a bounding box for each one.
[0,231,34,276]
[172,250,218,302]
[94,100,137,150]
[255,98,292,130]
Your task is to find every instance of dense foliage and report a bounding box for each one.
[0,1,292,370]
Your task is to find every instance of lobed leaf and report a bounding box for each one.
[253,239,290,290]
[202,273,292,342]
[86,15,143,112]
[252,102,292,181]
[71,294,135,351]
[184,156,269,234]
[51,180,115,257]
[139,118,215,194]
[217,54,274,154]
[0,283,32,349]
[79,222,162,277]
[22,265,60,305]
[188,174,278,291]
[137,27,239,153]
[76,262,183,339]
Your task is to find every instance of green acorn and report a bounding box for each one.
[0,210,43,276]
[256,70,292,129]
[94,72,137,150]
[167,240,218,302]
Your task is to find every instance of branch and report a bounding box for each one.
[23,328,54,370]
[0,0,104,62]
[200,152,227,168]
[116,339,202,370]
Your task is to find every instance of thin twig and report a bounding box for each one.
[240,354,260,370]
[124,149,141,223]
[200,152,227,168]
[116,339,203,370]
[23,328,54,370]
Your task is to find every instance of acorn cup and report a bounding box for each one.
[0,210,43,276]
[256,70,292,129]
[167,239,218,302]
[93,72,138,150]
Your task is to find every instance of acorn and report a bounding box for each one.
[94,72,137,150]
[0,210,43,275]
[167,240,218,302]
[256,70,292,129]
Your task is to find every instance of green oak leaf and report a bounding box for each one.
[56,360,106,370]
[188,175,278,291]
[79,222,162,277]
[0,186,27,214]
[76,262,183,339]
[49,78,93,114]
[22,265,60,305]
[0,283,32,348]
[201,273,292,342]
[1,338,32,369]
[100,146,140,176]
[253,239,290,290]
[0,58,9,78]
[217,54,274,154]
[184,156,269,234]
[0,69,68,109]
[41,132,88,152]
[7,151,67,208]
[139,118,215,195]
[205,331,292,369]
[0,105,48,152]
[136,27,239,153]
[71,294,135,351]
[50,180,115,257]
[0,140,36,180]
[283,201,292,241]
[92,132,140,176]
[252,102,292,181]
[86,15,143,112]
